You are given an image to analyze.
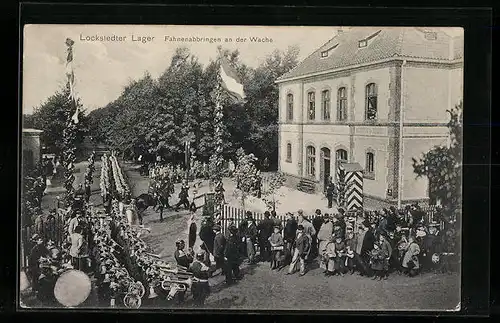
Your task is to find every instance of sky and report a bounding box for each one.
[22,25,463,115]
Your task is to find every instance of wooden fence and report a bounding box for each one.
[219,204,442,236]
[21,209,66,269]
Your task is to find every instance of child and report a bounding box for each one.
[269,225,284,270]
[333,235,346,276]
[402,235,421,277]
[370,242,385,280]
[324,234,336,276]
[344,228,356,274]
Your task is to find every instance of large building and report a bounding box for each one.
[276,27,463,205]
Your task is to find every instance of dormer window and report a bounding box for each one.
[424,31,437,40]
[358,30,381,49]
[320,44,338,58]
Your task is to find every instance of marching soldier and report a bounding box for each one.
[189,251,211,307]
[174,180,190,211]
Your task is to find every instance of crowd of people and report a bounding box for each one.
[196,204,458,285]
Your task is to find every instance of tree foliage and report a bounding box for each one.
[25,85,88,154]
[412,101,462,224]
[261,171,286,211]
[87,45,300,169]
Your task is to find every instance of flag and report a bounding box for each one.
[66,38,79,124]
[219,55,246,103]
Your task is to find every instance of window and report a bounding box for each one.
[358,30,381,48]
[336,149,348,163]
[322,90,331,120]
[307,92,315,120]
[365,83,378,120]
[365,151,375,179]
[337,87,347,121]
[424,31,437,40]
[320,44,338,58]
[306,146,316,177]
[286,93,294,121]
[286,143,292,162]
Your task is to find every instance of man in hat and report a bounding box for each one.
[286,224,311,276]
[28,234,49,294]
[317,213,333,272]
[257,211,274,262]
[174,239,194,269]
[297,210,316,239]
[311,209,324,258]
[325,177,337,209]
[378,233,392,279]
[212,225,226,276]
[174,180,191,211]
[68,211,84,238]
[189,251,211,307]
[421,223,439,272]
[242,212,258,264]
[224,225,242,284]
[270,211,282,229]
[360,220,376,276]
[199,217,215,255]
[283,212,297,266]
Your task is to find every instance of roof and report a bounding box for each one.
[277,27,464,82]
[340,163,363,172]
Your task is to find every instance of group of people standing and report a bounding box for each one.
[196,204,457,284]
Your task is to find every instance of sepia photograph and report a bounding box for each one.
[20,24,463,311]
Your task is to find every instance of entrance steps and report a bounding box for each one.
[297,178,316,194]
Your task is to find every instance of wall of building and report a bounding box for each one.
[352,68,392,122]
[404,63,463,123]
[352,127,390,199]
[279,83,303,123]
[401,126,449,201]
[279,124,301,176]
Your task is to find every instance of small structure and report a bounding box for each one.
[22,128,43,170]
[338,162,364,211]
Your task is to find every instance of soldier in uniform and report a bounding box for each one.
[224,226,242,285]
[212,225,226,276]
[189,251,211,307]
[174,180,191,211]
[174,239,194,269]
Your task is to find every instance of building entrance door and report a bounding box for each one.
[320,148,331,192]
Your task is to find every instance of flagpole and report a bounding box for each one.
[212,51,225,213]
[61,38,79,206]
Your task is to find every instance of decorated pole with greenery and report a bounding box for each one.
[232,148,260,212]
[209,53,226,213]
[61,38,81,206]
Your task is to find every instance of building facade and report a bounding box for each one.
[276,27,463,204]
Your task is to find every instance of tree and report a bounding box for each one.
[261,171,286,211]
[232,148,261,211]
[412,101,462,225]
[242,46,300,169]
[27,86,88,154]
